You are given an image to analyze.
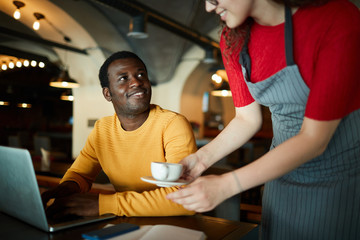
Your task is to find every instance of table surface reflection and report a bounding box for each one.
[0,212,258,240]
[28,160,259,239]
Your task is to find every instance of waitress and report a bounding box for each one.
[167,0,360,239]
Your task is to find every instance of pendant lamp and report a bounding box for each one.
[203,48,217,64]
[210,69,231,97]
[13,1,25,20]
[60,89,74,101]
[50,69,79,88]
[127,14,148,39]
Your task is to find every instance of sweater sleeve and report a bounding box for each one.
[99,187,194,216]
[60,126,102,192]
[163,114,198,163]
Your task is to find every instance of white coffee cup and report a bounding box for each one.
[151,162,183,182]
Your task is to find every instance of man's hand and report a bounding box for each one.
[45,193,99,219]
[41,181,80,208]
[42,181,99,219]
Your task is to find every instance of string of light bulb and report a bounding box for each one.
[0,58,45,71]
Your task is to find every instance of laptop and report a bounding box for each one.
[0,145,116,232]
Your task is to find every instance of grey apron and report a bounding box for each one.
[239,6,360,240]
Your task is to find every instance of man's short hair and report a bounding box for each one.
[98,51,147,88]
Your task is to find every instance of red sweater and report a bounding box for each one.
[221,0,360,120]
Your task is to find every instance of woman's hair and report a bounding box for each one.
[222,0,332,59]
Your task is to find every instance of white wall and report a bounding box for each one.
[151,45,203,113]
[72,85,114,158]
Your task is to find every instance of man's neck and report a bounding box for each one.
[117,109,150,131]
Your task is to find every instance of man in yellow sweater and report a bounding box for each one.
[42,51,197,218]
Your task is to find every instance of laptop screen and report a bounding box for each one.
[0,146,49,231]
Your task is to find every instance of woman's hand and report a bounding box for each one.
[167,173,235,213]
[169,103,262,212]
[178,153,208,181]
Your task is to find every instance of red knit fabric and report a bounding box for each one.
[221,0,360,120]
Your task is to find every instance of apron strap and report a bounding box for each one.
[239,36,251,81]
[285,6,295,66]
[239,5,295,81]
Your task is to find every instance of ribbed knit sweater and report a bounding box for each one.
[61,105,197,216]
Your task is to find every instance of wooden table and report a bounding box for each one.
[30,169,260,239]
[0,212,258,240]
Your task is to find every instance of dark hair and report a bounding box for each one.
[98,51,147,88]
[222,0,332,59]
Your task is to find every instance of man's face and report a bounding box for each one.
[104,58,151,117]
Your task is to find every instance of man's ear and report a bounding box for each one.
[102,87,112,102]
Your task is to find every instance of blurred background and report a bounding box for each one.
[1,0,359,222]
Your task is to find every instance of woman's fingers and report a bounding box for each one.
[167,175,223,212]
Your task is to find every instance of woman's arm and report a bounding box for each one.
[197,101,263,169]
[230,117,341,192]
[167,117,341,212]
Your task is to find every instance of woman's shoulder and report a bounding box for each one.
[297,0,360,23]
[293,0,360,45]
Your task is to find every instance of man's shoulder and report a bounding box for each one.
[93,114,117,127]
[150,105,191,129]
[151,104,186,121]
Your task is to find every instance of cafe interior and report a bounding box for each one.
[1,0,359,237]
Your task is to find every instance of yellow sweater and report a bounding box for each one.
[61,105,197,216]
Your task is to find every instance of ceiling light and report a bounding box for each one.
[50,70,79,88]
[13,1,25,20]
[33,12,45,31]
[31,60,37,67]
[13,9,21,20]
[211,73,222,84]
[203,48,217,64]
[38,62,45,68]
[23,60,29,67]
[127,14,148,39]
[17,103,32,108]
[60,90,74,101]
[210,69,231,97]
[8,61,15,69]
[16,60,22,68]
[215,69,228,81]
[1,63,7,71]
[0,101,10,106]
[49,36,78,88]
[211,90,232,97]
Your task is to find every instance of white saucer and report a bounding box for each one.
[140,176,189,187]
